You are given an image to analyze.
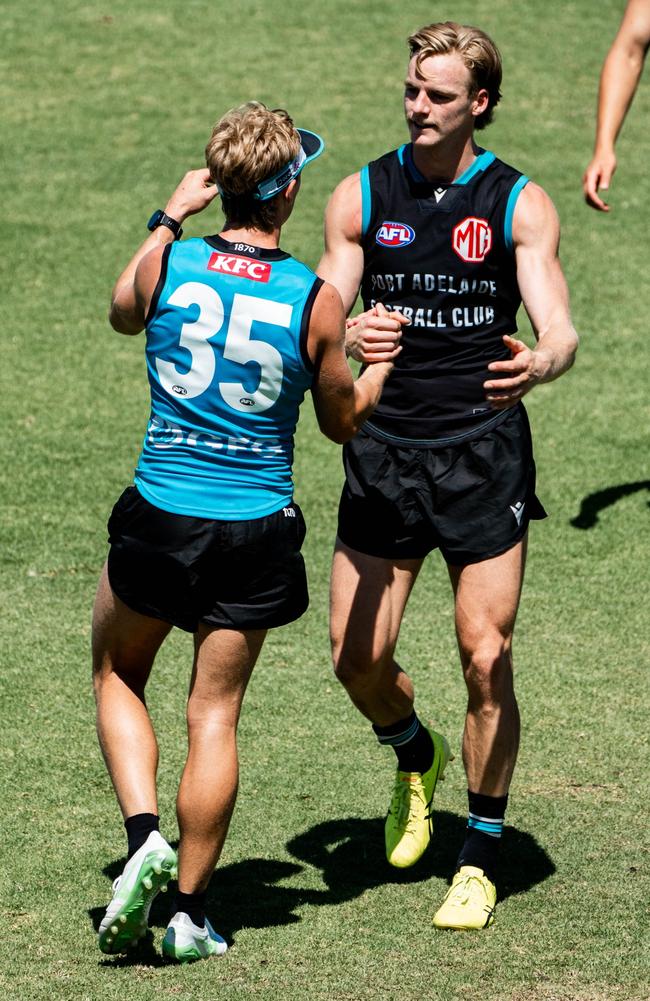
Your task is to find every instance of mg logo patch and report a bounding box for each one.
[207,252,271,283]
[376,221,415,248]
[452,217,493,263]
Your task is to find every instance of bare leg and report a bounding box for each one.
[175,624,266,894]
[92,563,172,818]
[329,540,424,726]
[448,537,527,796]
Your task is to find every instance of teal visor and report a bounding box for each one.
[253,129,325,201]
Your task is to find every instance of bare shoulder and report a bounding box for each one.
[310,280,346,336]
[619,0,650,41]
[513,181,560,247]
[328,171,362,206]
[136,243,168,295]
[325,171,363,241]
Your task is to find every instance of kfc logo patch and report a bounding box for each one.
[452,217,493,263]
[376,221,415,248]
[207,252,271,283]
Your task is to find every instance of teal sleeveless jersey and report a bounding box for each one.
[134,234,321,519]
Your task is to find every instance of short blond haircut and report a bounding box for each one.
[205,102,301,231]
[408,22,502,129]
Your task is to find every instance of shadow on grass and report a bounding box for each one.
[284,812,555,906]
[89,814,554,960]
[570,480,650,529]
[205,812,553,940]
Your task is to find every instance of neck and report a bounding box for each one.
[411,135,480,184]
[220,221,282,249]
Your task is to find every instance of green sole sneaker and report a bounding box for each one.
[162,912,227,963]
[385,728,452,868]
[98,831,177,954]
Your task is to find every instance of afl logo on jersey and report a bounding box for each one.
[452,217,493,263]
[376,221,415,248]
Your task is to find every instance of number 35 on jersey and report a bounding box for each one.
[155,283,289,414]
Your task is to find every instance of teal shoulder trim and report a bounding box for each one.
[504,175,530,252]
[397,144,406,165]
[455,150,496,185]
[360,164,371,237]
[404,144,427,182]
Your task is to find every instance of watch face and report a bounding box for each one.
[147,210,164,232]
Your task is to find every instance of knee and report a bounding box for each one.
[461,638,513,707]
[92,649,112,697]
[186,702,239,741]
[92,651,148,702]
[330,632,387,693]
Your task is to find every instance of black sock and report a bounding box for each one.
[456,790,508,883]
[125,813,160,860]
[373,711,434,773]
[176,890,206,928]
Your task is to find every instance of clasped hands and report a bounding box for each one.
[347,307,546,408]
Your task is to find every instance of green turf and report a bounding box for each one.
[2,0,649,998]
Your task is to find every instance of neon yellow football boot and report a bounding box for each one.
[385,728,452,868]
[432,865,497,929]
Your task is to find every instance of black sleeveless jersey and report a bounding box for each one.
[359,145,529,444]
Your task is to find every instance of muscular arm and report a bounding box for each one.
[307,282,393,443]
[583,0,650,211]
[109,168,219,333]
[318,174,408,361]
[483,182,578,409]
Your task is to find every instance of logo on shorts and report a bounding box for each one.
[207,252,271,282]
[452,217,492,263]
[510,501,525,526]
[376,221,415,248]
[283,507,296,518]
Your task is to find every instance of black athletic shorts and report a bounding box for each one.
[106,486,308,632]
[337,405,546,564]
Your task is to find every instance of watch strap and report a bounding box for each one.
[147,209,183,240]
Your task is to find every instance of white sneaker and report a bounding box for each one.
[162,911,228,962]
[98,831,177,953]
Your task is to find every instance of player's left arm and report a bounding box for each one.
[483,182,579,409]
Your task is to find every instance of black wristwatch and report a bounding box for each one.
[147,209,183,240]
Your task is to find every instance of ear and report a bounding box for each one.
[285,177,301,204]
[471,87,490,119]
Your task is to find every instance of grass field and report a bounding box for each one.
[2,1,649,998]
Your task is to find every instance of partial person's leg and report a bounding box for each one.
[162,624,265,961]
[433,537,526,929]
[93,563,177,952]
[330,539,422,724]
[450,537,526,796]
[330,540,451,867]
[92,563,171,820]
[176,623,265,892]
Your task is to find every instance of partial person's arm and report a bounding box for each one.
[318,174,408,361]
[583,0,650,211]
[307,281,395,443]
[109,169,219,333]
[483,183,578,409]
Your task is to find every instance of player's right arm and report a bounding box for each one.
[583,0,650,211]
[307,280,395,444]
[109,168,219,332]
[318,174,408,362]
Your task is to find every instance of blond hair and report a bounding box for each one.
[205,102,301,231]
[408,22,502,129]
